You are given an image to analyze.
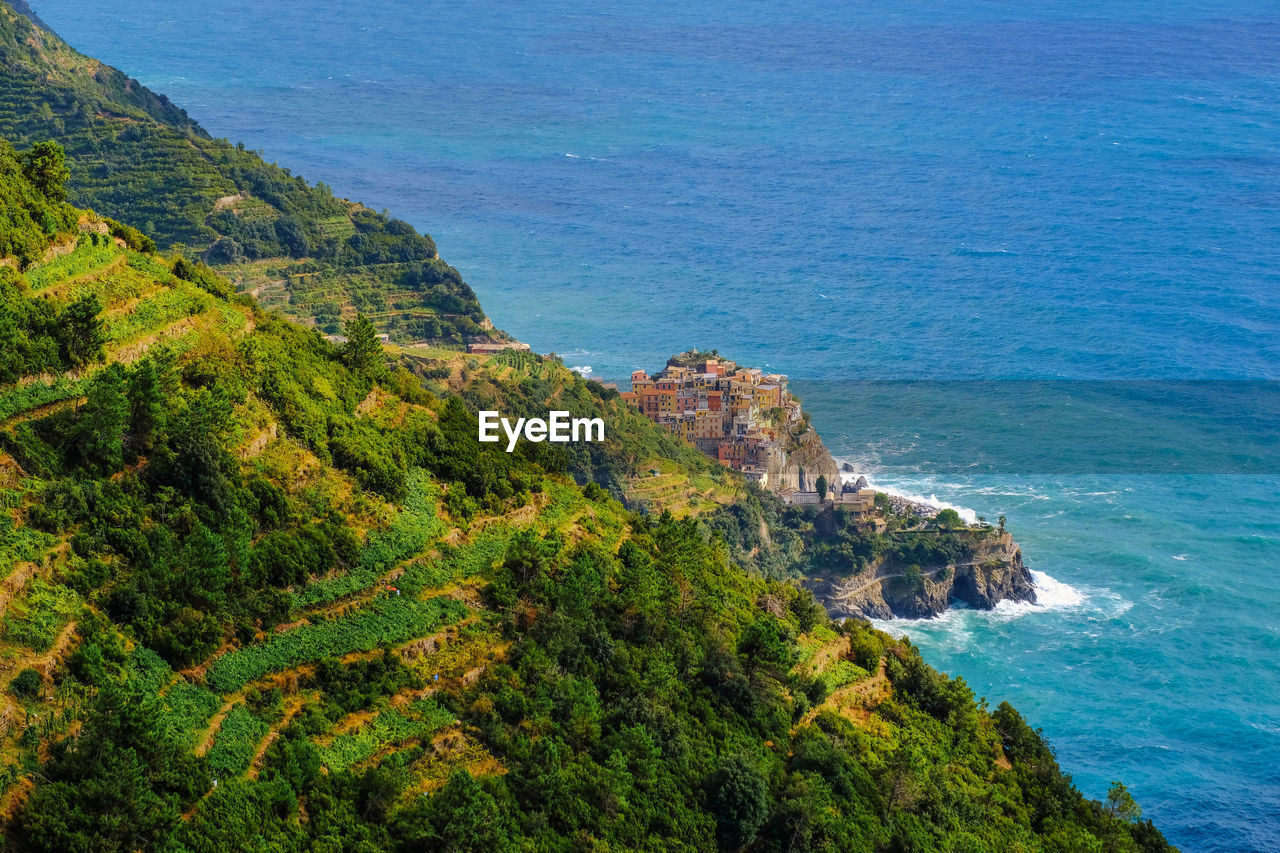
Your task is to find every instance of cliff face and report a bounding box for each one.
[767,426,842,492]
[808,532,1036,620]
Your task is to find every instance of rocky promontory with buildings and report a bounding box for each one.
[622,351,842,495]
[623,351,1037,620]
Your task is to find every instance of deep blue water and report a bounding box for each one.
[28,1,1280,848]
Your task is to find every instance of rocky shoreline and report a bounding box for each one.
[805,531,1038,621]
[808,463,1040,620]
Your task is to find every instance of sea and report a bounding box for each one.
[27,1,1280,848]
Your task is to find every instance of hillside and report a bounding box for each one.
[0,142,1177,851]
[0,0,491,344]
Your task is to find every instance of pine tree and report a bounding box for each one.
[77,364,129,474]
[127,358,166,454]
[341,314,384,377]
[57,294,106,369]
[22,140,70,203]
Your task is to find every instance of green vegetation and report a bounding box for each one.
[0,2,489,343]
[0,106,1173,851]
[317,699,454,771]
[207,595,468,694]
[710,485,991,581]
[206,703,270,779]
[8,666,40,697]
[0,236,116,384]
[24,237,117,292]
[2,577,80,650]
[0,376,86,422]
[0,137,76,265]
[293,468,446,608]
[102,282,212,343]
[164,680,223,747]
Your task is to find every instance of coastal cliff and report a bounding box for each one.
[809,531,1037,620]
[767,424,842,492]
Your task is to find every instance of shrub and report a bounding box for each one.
[8,668,41,699]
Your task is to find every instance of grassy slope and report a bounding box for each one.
[0,173,1174,851]
[0,1,491,343]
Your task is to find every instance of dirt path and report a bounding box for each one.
[797,635,851,679]
[831,570,906,600]
[1,396,83,432]
[831,562,982,601]
[194,697,239,756]
[791,659,890,735]
[29,620,80,679]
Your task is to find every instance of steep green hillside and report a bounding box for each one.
[0,1,490,343]
[0,145,1175,851]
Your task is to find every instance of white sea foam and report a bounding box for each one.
[1027,570,1086,608]
[570,365,592,377]
[1172,554,1190,561]
[875,482,980,524]
[868,570,1091,636]
[827,460,1102,623]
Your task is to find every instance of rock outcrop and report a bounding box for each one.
[766,426,842,493]
[807,532,1036,620]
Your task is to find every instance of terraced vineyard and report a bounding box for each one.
[0,1,493,344]
[0,138,1174,852]
[316,699,455,771]
[206,595,470,693]
[0,226,623,810]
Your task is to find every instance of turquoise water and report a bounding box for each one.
[27,0,1280,847]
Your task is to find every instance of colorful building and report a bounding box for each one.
[625,352,801,478]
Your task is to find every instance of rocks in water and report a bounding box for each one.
[953,543,1037,609]
[841,461,855,472]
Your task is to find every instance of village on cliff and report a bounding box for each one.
[620,352,877,517]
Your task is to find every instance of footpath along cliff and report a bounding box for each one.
[806,527,1037,620]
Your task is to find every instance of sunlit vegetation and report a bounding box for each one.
[316,699,454,771]
[207,595,469,694]
[0,115,1173,851]
[0,3,488,343]
[206,702,271,779]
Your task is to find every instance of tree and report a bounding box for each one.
[902,564,925,596]
[341,314,384,377]
[22,140,70,202]
[1106,781,1142,822]
[709,755,768,850]
[57,294,106,369]
[16,682,209,852]
[204,236,245,264]
[9,668,41,698]
[391,769,517,851]
[127,358,166,453]
[815,475,828,501]
[934,508,963,529]
[738,616,796,676]
[172,256,197,281]
[274,217,309,257]
[76,365,129,474]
